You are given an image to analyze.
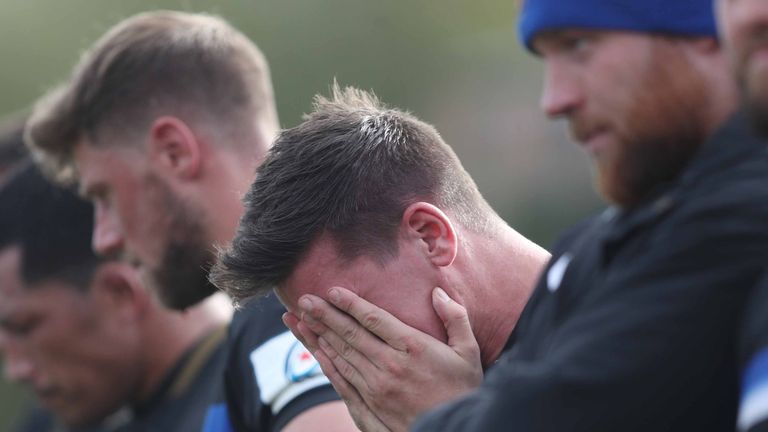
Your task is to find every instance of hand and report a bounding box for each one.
[284,313,392,432]
[284,286,483,432]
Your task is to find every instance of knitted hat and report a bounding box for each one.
[518,0,718,53]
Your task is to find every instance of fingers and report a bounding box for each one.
[283,311,321,352]
[314,347,365,404]
[299,294,395,357]
[431,287,481,362]
[313,349,391,432]
[317,336,374,395]
[323,287,416,351]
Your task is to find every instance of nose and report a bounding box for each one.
[1,336,35,384]
[539,60,582,118]
[92,203,124,256]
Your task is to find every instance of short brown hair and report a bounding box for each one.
[26,10,277,183]
[211,85,498,304]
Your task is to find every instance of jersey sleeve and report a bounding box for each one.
[249,330,339,430]
[224,294,340,432]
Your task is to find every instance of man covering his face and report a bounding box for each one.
[238,1,768,431]
[211,85,550,430]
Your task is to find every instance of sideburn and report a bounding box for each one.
[601,40,711,209]
[143,174,216,310]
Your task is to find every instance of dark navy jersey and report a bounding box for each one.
[203,293,339,432]
[14,327,228,432]
[739,275,768,432]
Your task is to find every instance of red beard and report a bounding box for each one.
[595,40,711,209]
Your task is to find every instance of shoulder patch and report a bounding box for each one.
[250,331,330,414]
[739,348,768,431]
[285,339,321,381]
[547,253,572,293]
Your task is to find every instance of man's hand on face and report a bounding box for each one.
[282,286,483,432]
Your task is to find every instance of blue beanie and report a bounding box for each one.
[518,0,718,53]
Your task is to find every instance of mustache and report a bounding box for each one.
[568,117,607,143]
[99,247,142,269]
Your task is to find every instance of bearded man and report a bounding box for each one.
[25,11,356,432]
[717,1,768,431]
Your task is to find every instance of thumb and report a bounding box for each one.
[432,287,480,361]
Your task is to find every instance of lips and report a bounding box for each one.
[570,122,610,156]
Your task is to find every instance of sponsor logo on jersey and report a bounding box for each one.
[285,341,320,382]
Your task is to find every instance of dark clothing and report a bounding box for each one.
[203,293,339,432]
[118,326,228,432]
[414,113,768,432]
[739,276,768,432]
[14,326,228,432]
[13,403,105,432]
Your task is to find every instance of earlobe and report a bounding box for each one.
[149,116,202,179]
[402,202,458,267]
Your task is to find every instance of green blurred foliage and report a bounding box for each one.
[0,1,602,430]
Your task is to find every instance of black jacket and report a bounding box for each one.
[413,113,768,432]
[738,274,768,432]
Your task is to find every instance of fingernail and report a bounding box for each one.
[282,313,289,325]
[435,287,450,302]
[328,288,340,304]
[299,296,313,311]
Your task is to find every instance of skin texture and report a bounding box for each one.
[536,30,726,208]
[0,247,141,426]
[0,246,231,428]
[717,0,768,135]
[75,127,218,310]
[285,287,482,432]
[280,202,548,431]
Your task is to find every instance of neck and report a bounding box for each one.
[453,224,550,368]
[135,293,232,402]
[199,148,259,248]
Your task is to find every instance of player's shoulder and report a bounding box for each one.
[229,293,288,346]
[223,293,336,429]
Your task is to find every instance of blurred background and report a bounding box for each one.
[0,1,602,429]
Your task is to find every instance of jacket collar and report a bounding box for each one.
[600,111,766,251]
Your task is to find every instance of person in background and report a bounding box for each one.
[0,164,231,432]
[716,1,768,430]
[24,10,356,431]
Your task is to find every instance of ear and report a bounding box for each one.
[89,262,150,322]
[148,116,202,179]
[401,202,458,267]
